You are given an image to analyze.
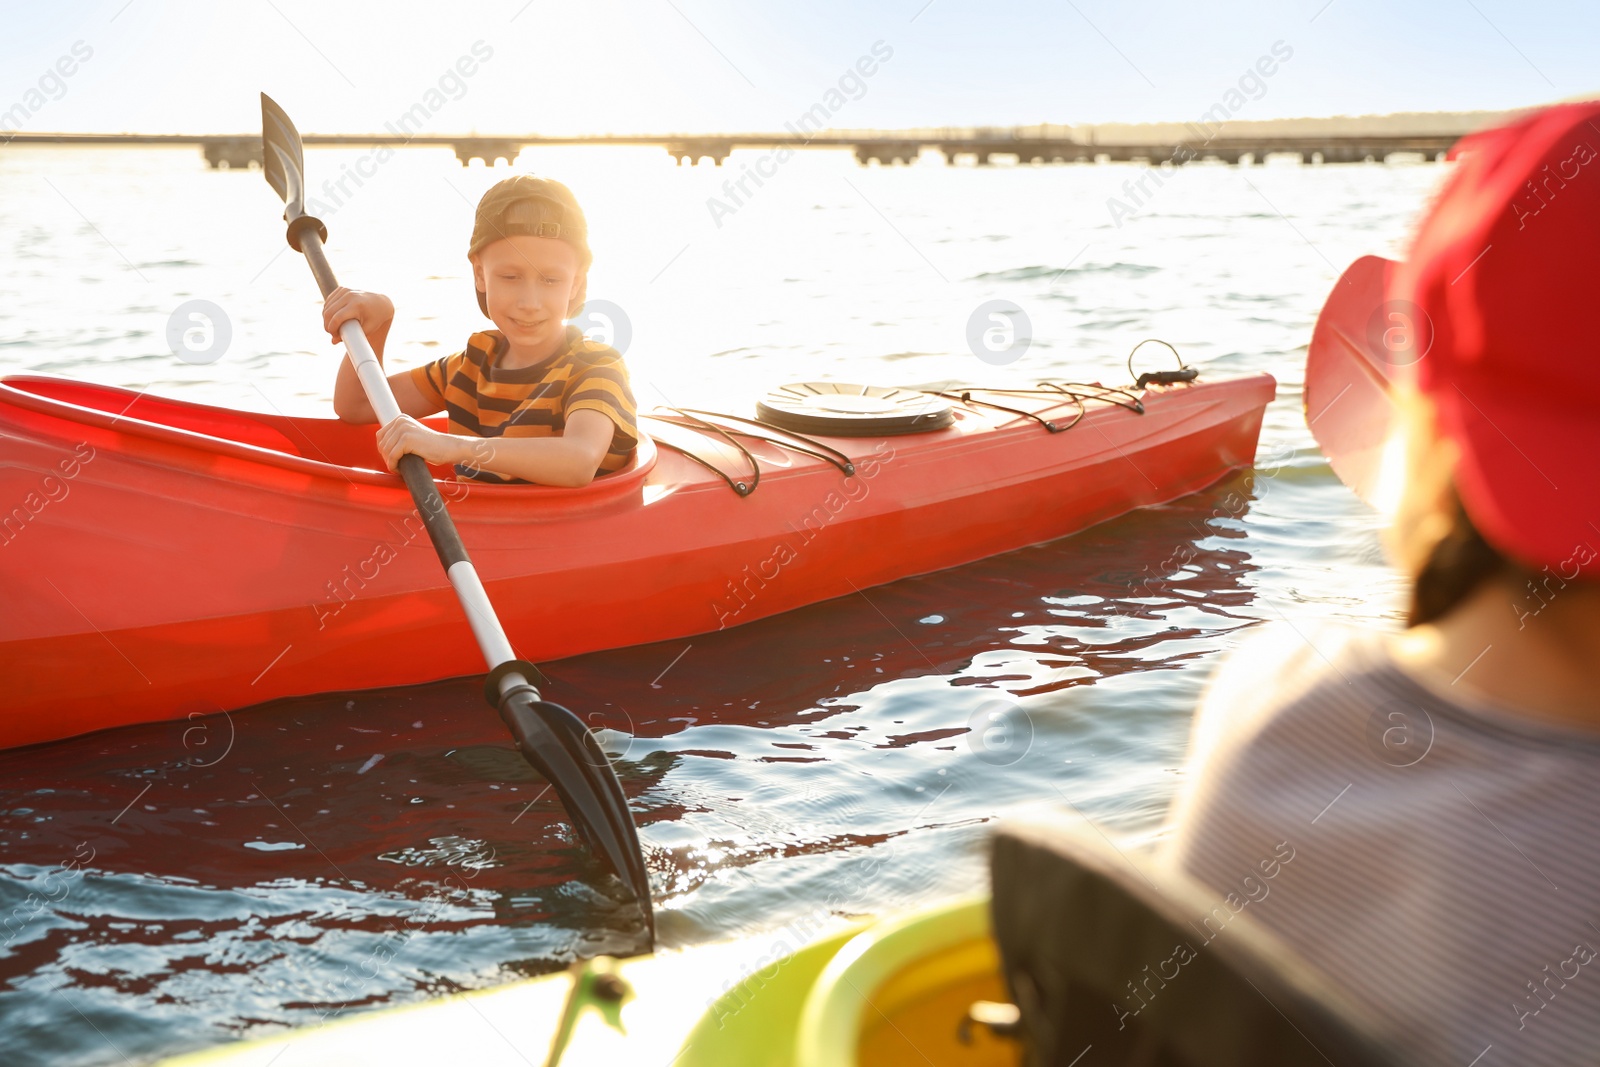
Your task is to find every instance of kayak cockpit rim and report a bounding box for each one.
[0,374,658,494]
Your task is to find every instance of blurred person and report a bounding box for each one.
[1164,101,1600,1066]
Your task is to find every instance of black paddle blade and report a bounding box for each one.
[499,692,655,945]
[259,92,307,218]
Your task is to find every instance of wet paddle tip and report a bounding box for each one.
[498,691,656,946]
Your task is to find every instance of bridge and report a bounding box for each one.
[3,129,1463,169]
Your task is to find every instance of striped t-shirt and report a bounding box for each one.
[1162,623,1600,1067]
[408,327,637,483]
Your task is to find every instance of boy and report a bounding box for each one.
[323,175,637,487]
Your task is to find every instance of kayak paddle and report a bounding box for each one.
[259,93,654,945]
[1304,254,1405,505]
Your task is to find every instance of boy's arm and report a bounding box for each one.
[374,409,617,487]
[324,287,442,424]
[337,367,439,426]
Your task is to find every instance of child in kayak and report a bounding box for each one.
[322,175,637,487]
[1163,102,1600,1066]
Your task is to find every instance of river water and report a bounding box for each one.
[0,144,1435,1065]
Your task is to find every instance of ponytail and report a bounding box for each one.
[1408,488,1507,627]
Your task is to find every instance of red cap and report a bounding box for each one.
[1392,101,1600,572]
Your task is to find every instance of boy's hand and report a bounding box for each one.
[375,415,468,471]
[323,287,394,344]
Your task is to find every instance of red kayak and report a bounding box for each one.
[0,371,1273,750]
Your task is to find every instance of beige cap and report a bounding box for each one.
[468,175,590,316]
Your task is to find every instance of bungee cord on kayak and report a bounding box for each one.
[1127,337,1199,389]
[641,367,1170,495]
[934,385,1093,434]
[644,407,763,497]
[668,407,859,475]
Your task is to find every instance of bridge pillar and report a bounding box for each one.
[854,144,920,165]
[203,138,262,169]
[666,141,730,166]
[454,139,523,166]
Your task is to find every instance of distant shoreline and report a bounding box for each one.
[0,106,1563,143]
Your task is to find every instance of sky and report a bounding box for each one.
[1,0,1596,136]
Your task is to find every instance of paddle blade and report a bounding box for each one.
[1305,255,1409,504]
[499,692,655,945]
[259,92,307,218]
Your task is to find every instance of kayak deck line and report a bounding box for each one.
[663,408,858,476]
[641,410,764,497]
[641,381,1158,495]
[1,370,1275,750]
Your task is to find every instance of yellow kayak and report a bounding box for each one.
[156,897,1016,1067]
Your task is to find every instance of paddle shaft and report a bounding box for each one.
[295,228,526,696]
[261,94,651,939]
